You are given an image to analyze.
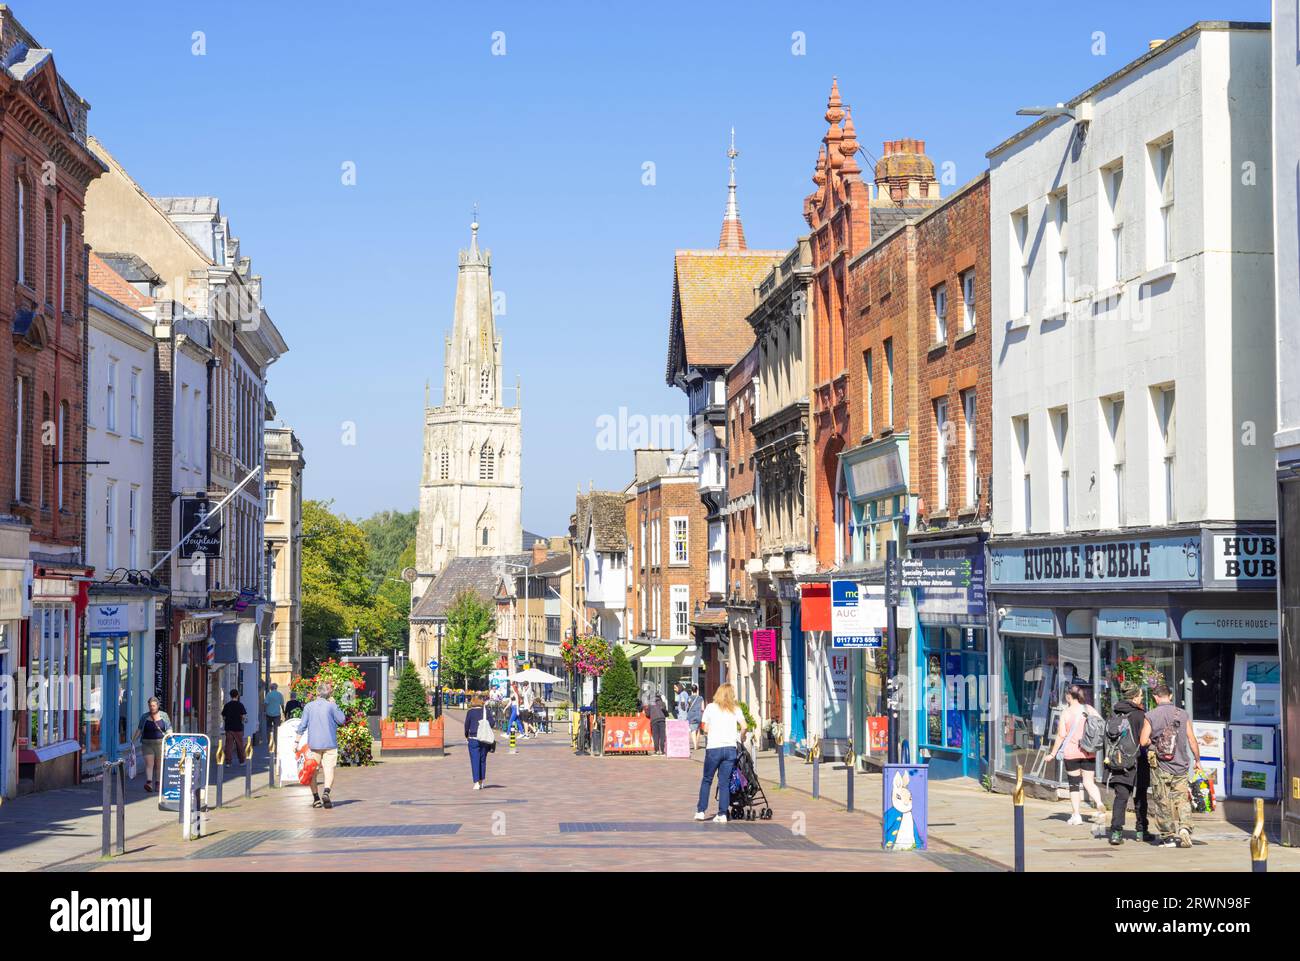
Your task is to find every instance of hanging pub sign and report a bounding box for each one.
[179,496,222,559]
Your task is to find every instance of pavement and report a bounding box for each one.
[7,717,1294,872]
[0,753,275,872]
[748,747,1300,872]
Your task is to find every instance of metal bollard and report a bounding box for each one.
[181,755,194,841]
[214,742,224,808]
[100,761,125,858]
[101,765,112,856]
[1250,797,1268,873]
[844,744,856,813]
[114,764,125,856]
[811,739,821,799]
[509,729,518,754]
[244,740,254,798]
[777,741,787,789]
[1013,763,1026,873]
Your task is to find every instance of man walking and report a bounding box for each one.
[264,682,285,755]
[686,684,705,751]
[297,681,347,809]
[1140,684,1200,848]
[221,689,247,767]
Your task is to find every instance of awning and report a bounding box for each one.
[622,643,651,660]
[639,644,686,666]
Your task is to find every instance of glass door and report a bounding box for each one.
[789,603,806,748]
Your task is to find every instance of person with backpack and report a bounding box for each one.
[1140,684,1200,848]
[1103,682,1148,845]
[1045,684,1107,826]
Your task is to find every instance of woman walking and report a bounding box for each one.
[1046,684,1107,825]
[693,684,747,823]
[131,696,170,793]
[465,695,494,790]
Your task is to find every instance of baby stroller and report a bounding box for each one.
[721,743,773,821]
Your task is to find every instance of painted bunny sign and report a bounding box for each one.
[882,764,928,851]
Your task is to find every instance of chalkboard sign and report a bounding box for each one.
[159,733,210,811]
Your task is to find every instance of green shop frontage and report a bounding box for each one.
[987,524,1280,803]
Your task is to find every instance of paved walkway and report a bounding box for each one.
[748,747,1300,872]
[0,752,274,872]
[39,717,987,873]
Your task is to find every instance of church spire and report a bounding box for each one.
[718,127,747,251]
[445,212,501,407]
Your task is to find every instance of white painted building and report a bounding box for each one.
[1272,0,1300,848]
[84,276,158,773]
[577,491,627,642]
[986,22,1280,799]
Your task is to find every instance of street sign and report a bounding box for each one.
[896,557,973,589]
[330,636,357,656]
[159,733,210,811]
[427,658,439,672]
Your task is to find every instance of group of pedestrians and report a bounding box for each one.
[1048,682,1201,848]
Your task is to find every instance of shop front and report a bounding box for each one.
[989,526,1280,801]
[173,611,215,736]
[82,592,157,774]
[22,564,91,792]
[911,536,989,782]
[0,523,32,800]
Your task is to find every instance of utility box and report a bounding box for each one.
[882,762,928,850]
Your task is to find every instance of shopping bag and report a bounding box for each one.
[125,745,138,781]
[297,742,319,786]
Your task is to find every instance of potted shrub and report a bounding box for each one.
[381,663,444,755]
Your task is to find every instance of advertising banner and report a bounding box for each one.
[602,714,653,753]
[752,629,776,662]
[159,733,210,811]
[800,583,831,631]
[831,580,884,648]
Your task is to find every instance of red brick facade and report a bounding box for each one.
[911,175,991,526]
[625,466,708,642]
[725,344,758,602]
[0,23,102,552]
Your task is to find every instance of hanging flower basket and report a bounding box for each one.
[562,636,611,677]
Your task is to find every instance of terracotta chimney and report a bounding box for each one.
[532,540,549,566]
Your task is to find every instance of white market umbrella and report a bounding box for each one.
[507,668,562,684]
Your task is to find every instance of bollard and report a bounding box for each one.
[181,755,194,841]
[215,742,224,809]
[101,764,112,857]
[1250,797,1268,873]
[244,740,254,798]
[178,748,189,823]
[811,738,821,799]
[114,764,125,856]
[1013,763,1026,873]
[845,744,856,813]
[269,745,278,789]
[509,729,518,754]
[777,740,787,789]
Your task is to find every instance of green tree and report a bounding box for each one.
[440,590,496,688]
[388,663,431,722]
[597,645,638,716]
[358,509,419,585]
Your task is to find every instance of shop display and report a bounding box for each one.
[1192,721,1225,761]
[1230,761,1277,799]
[1229,724,1275,764]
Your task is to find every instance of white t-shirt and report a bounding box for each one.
[701,704,745,749]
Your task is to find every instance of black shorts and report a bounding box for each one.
[1063,757,1093,773]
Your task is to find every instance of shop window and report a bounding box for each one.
[1000,634,1062,779]
[921,626,988,753]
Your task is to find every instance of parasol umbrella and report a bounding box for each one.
[507,667,563,684]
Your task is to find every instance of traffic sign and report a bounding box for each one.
[427,659,439,671]
[896,557,973,589]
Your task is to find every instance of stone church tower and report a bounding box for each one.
[413,220,523,601]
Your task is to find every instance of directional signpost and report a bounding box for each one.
[896,557,974,590]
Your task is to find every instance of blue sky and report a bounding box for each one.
[28,0,1271,532]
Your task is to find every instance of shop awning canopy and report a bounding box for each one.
[638,644,687,666]
[622,643,651,660]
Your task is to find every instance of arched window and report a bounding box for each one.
[480,366,491,402]
[16,176,29,287]
[479,443,495,481]
[482,527,490,546]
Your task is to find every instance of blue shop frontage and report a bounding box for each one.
[82,586,162,775]
[909,532,989,783]
[987,524,1280,803]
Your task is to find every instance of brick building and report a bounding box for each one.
[624,449,709,699]
[723,343,770,724]
[0,8,105,792]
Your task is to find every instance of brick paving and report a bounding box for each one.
[43,717,985,873]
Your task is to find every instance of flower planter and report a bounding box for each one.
[380,716,444,756]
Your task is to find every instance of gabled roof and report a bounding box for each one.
[89,252,153,310]
[95,252,161,286]
[583,491,626,553]
[410,553,531,621]
[666,248,784,384]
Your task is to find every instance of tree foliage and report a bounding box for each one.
[597,645,639,716]
[389,663,431,722]
[440,591,496,689]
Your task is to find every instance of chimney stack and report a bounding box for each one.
[532,540,549,567]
